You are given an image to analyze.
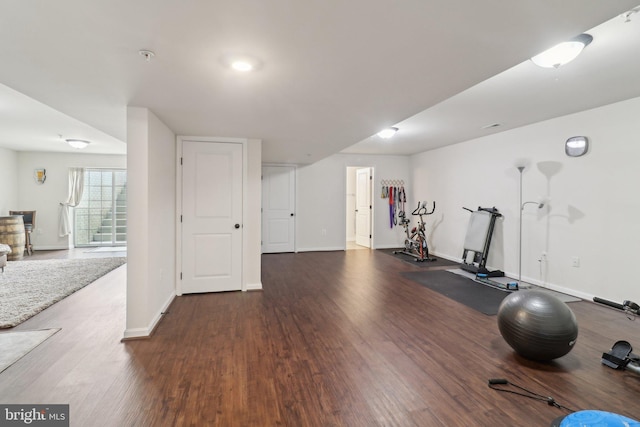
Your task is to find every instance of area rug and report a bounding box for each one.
[447,268,581,304]
[381,249,461,268]
[0,257,126,328]
[0,329,60,373]
[401,270,512,315]
[84,246,127,253]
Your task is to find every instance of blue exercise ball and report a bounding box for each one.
[497,290,578,361]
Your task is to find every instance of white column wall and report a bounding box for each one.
[0,147,18,215]
[410,95,640,304]
[125,107,176,339]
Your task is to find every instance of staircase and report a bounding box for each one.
[91,186,127,244]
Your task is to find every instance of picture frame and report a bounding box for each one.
[34,168,46,184]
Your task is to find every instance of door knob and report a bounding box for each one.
[290,213,294,217]
[234,224,240,229]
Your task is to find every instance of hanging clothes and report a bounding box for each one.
[388,186,392,228]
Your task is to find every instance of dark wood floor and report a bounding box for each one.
[1,249,639,426]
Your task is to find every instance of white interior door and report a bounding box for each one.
[355,168,372,248]
[262,165,295,253]
[181,141,243,293]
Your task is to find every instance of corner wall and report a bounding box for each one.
[125,107,176,339]
[0,147,18,215]
[411,96,640,304]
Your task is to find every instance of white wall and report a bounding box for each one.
[411,95,640,304]
[296,154,411,251]
[125,107,176,339]
[0,147,18,215]
[15,151,126,249]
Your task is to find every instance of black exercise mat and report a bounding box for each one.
[381,249,461,268]
[401,270,511,315]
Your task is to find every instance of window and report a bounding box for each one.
[74,169,127,247]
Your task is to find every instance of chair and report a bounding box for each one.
[9,211,36,256]
[0,243,10,272]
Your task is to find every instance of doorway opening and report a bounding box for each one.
[346,166,373,250]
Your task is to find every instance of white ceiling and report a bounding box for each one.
[344,6,640,155]
[0,1,638,163]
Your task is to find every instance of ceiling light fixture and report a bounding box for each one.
[222,54,261,72]
[66,139,91,149]
[231,60,254,72]
[377,127,398,139]
[530,33,593,69]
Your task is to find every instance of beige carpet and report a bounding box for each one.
[0,257,126,328]
[0,329,60,373]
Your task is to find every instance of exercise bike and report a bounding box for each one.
[594,297,640,376]
[393,201,436,262]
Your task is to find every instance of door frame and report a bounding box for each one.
[346,166,375,249]
[261,163,297,254]
[175,136,250,295]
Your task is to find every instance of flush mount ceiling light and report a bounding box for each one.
[231,60,254,72]
[377,127,398,139]
[66,139,91,149]
[531,33,593,68]
[222,54,261,72]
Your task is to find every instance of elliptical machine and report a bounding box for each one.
[393,201,436,262]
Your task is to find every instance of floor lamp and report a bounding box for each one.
[517,165,545,285]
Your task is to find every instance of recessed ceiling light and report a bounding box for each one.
[530,34,593,69]
[377,127,398,139]
[231,60,254,72]
[222,54,261,72]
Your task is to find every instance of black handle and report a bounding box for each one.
[234,224,240,229]
[593,297,624,310]
[290,213,294,217]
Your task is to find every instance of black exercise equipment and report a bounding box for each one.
[498,290,578,361]
[594,297,640,376]
[393,201,436,262]
[601,340,640,376]
[461,206,504,277]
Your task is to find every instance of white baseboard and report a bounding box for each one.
[33,245,70,251]
[122,292,175,340]
[297,246,345,252]
[245,281,263,291]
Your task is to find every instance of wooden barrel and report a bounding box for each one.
[0,215,25,260]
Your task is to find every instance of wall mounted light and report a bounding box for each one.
[66,139,91,149]
[377,127,398,139]
[565,136,588,157]
[531,34,593,68]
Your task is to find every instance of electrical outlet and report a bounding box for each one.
[321,228,327,236]
[572,256,580,268]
